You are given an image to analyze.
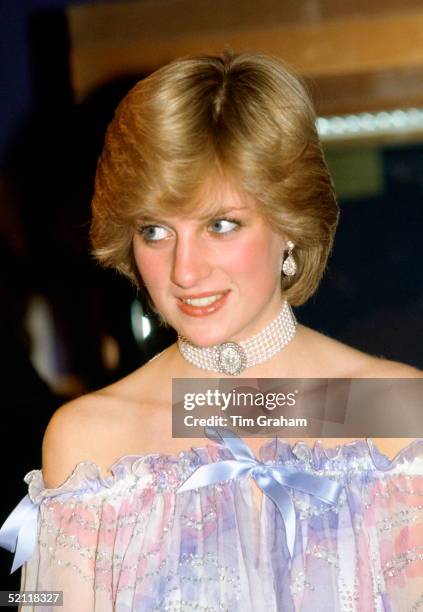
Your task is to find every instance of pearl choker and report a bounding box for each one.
[177,300,297,375]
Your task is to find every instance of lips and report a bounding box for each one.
[183,293,223,306]
[177,290,230,317]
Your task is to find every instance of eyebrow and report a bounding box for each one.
[137,206,249,224]
[196,205,249,222]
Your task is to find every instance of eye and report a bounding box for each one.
[138,225,171,242]
[208,218,241,235]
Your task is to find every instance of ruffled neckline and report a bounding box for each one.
[26,437,423,503]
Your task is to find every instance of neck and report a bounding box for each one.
[177,300,297,376]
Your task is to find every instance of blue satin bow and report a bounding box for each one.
[0,494,40,573]
[177,427,343,559]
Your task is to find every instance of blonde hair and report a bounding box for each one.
[90,51,338,306]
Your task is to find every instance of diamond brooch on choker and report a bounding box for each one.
[215,342,248,376]
[178,300,297,375]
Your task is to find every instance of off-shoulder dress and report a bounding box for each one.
[1,435,423,611]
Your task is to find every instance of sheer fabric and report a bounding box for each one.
[17,438,423,611]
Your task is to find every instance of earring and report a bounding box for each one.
[282,240,297,276]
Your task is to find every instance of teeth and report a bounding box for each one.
[183,294,223,307]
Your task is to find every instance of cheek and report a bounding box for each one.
[226,233,281,285]
[133,245,166,296]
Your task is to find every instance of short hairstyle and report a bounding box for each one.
[90,51,338,306]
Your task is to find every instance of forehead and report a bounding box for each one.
[141,179,260,221]
[192,180,257,216]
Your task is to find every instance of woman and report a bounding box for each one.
[1,51,422,611]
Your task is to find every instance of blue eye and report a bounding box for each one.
[139,225,170,242]
[209,219,240,234]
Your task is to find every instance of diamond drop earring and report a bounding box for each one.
[282,240,297,276]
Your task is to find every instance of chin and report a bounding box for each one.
[178,327,232,348]
[182,334,225,348]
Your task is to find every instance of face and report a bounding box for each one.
[132,181,286,347]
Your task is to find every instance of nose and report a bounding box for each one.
[171,233,212,289]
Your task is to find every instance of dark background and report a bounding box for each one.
[1,0,422,593]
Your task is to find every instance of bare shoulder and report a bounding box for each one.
[362,358,423,378]
[42,349,175,489]
[296,325,422,377]
[42,392,127,489]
